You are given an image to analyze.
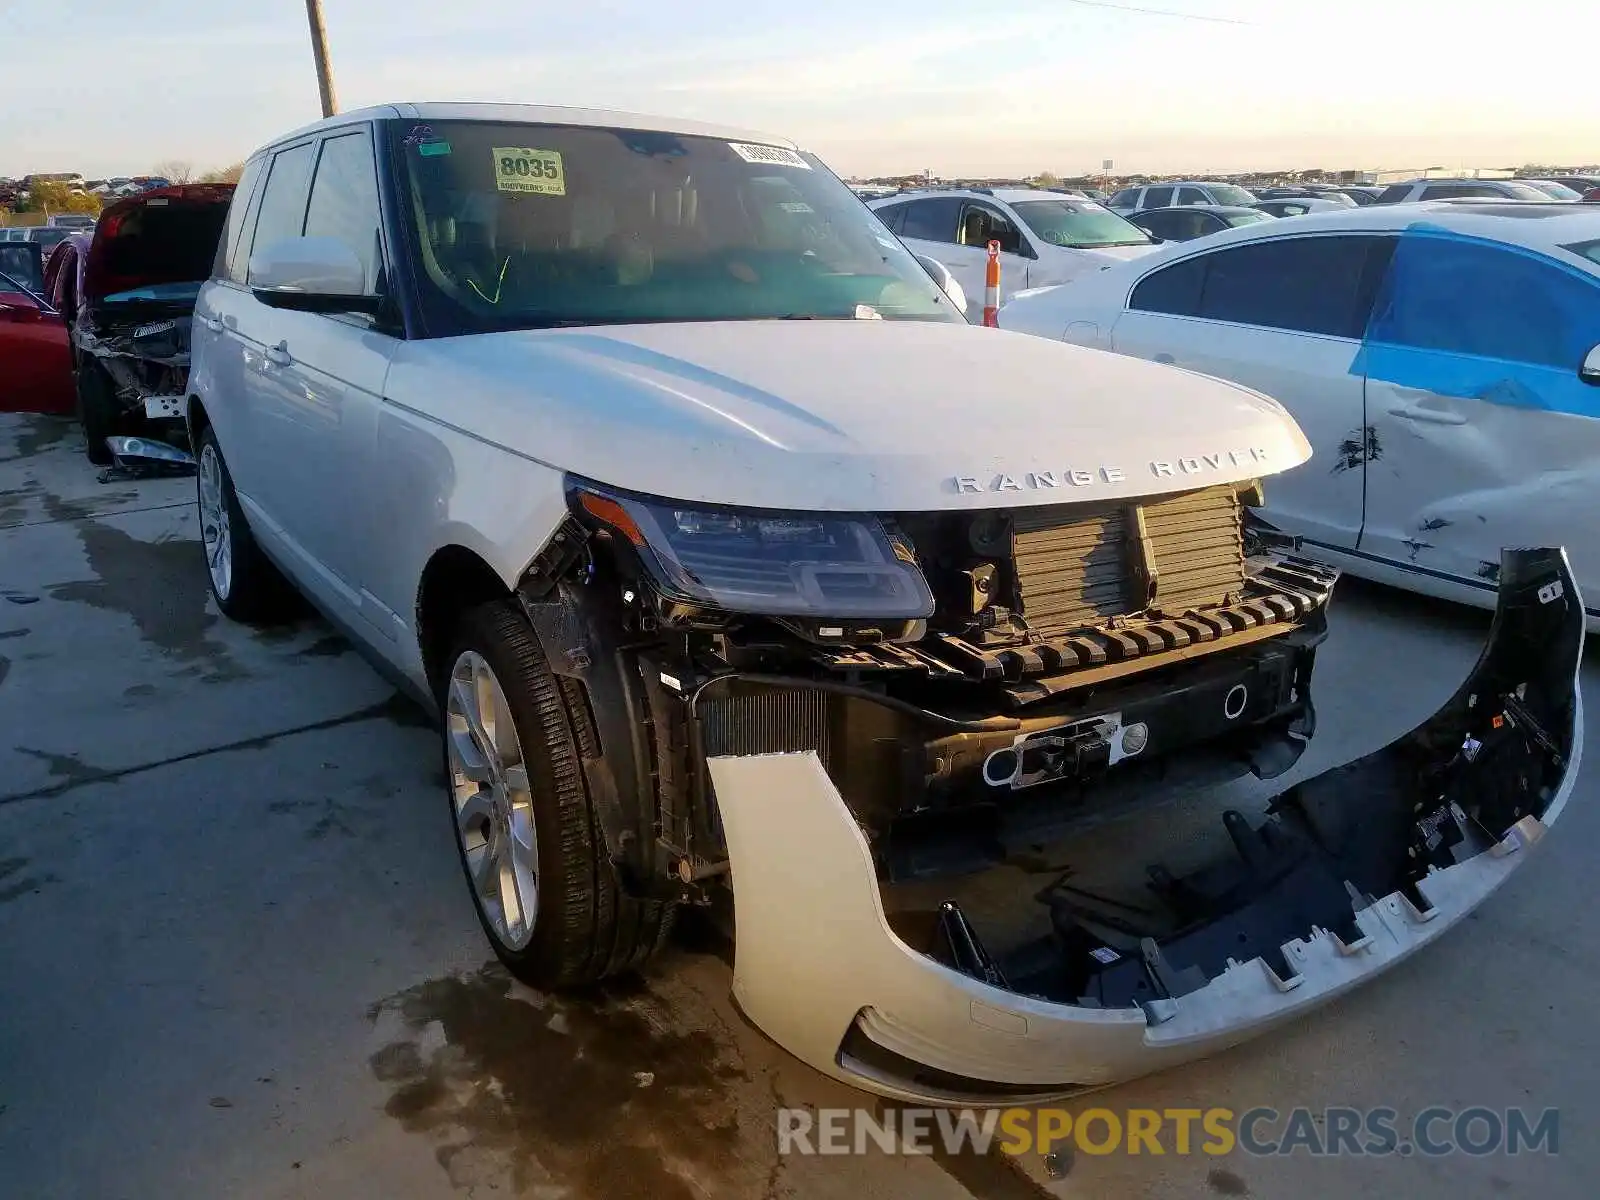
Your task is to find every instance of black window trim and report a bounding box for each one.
[1123,231,1398,341]
[220,153,271,287]
[242,134,322,284]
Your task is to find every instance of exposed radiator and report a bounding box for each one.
[1013,485,1244,633]
[699,689,831,763]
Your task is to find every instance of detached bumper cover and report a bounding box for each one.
[709,548,1584,1103]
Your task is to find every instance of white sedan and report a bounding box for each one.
[1001,201,1600,624]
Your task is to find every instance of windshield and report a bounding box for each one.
[1009,199,1153,248]
[1501,181,1556,201]
[1224,210,1273,227]
[388,120,962,334]
[1208,185,1257,206]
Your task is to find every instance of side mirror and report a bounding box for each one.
[1582,344,1600,385]
[249,236,382,314]
[914,254,968,314]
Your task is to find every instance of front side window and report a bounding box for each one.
[1108,188,1139,207]
[248,142,317,277]
[958,203,1023,254]
[388,120,961,332]
[1376,184,1412,204]
[1178,187,1208,206]
[1207,185,1257,207]
[1143,186,1173,208]
[1010,198,1153,249]
[304,130,383,293]
[1369,236,1600,369]
[1224,210,1272,228]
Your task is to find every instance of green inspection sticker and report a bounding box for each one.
[418,141,452,157]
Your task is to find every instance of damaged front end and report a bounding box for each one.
[73,184,233,465]
[708,548,1583,1102]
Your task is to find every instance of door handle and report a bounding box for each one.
[1387,404,1466,426]
[200,316,223,333]
[265,344,293,368]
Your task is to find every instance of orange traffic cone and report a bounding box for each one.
[983,240,1000,327]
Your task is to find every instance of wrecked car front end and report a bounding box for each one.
[518,463,1582,1103]
[73,184,233,463]
[703,548,1581,1102]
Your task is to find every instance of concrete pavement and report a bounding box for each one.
[1,412,1594,1199]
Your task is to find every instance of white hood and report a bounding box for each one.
[385,320,1310,512]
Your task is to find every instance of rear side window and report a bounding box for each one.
[304,130,383,293]
[1143,186,1173,208]
[1199,236,1392,337]
[899,197,961,243]
[215,156,265,281]
[246,142,317,280]
[1131,235,1394,338]
[1369,236,1600,369]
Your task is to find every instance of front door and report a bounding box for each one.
[942,201,1033,315]
[1360,232,1600,603]
[243,128,393,625]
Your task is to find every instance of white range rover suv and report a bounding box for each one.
[188,102,1582,1103]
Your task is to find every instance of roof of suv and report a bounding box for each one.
[262,101,798,156]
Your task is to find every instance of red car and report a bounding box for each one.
[1584,187,1600,203]
[0,242,73,415]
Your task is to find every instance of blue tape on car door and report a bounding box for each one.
[1354,227,1600,418]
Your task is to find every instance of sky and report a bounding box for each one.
[0,0,1593,179]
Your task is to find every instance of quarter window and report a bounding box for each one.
[216,156,265,283]
[246,142,317,280]
[1368,236,1600,369]
[304,130,383,293]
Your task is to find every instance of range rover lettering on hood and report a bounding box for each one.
[954,448,1269,494]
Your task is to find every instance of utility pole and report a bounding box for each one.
[304,0,339,118]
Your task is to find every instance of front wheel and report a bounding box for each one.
[443,601,673,987]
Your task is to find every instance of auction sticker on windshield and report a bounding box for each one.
[729,142,811,169]
[493,148,566,195]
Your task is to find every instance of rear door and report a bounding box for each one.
[888,197,968,314]
[1109,234,1395,549]
[1360,233,1600,603]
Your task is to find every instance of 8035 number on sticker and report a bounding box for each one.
[493,147,566,195]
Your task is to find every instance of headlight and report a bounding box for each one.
[571,482,934,619]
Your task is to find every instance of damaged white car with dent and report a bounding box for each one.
[189,104,1584,1103]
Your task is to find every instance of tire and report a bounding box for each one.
[443,600,674,988]
[76,361,121,465]
[194,426,301,624]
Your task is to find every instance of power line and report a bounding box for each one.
[1062,0,1252,25]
